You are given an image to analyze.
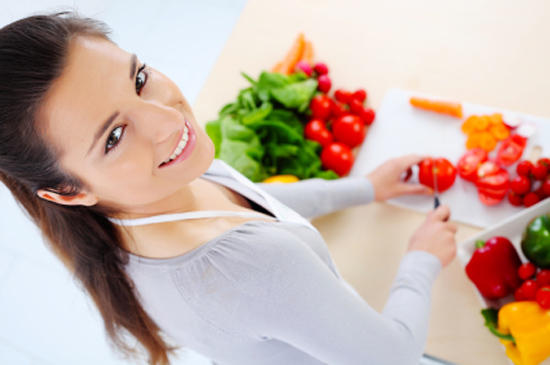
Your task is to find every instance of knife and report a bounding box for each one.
[432,165,441,209]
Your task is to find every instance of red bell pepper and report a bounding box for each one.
[465,236,522,300]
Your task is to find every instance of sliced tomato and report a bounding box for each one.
[478,186,507,200]
[457,148,488,182]
[418,157,457,192]
[496,134,527,167]
[478,189,506,206]
[476,161,509,205]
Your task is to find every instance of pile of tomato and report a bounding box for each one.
[515,262,550,307]
[300,61,376,176]
[508,159,550,207]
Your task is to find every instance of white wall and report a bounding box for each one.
[0,1,246,364]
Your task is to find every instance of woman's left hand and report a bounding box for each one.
[367,154,432,202]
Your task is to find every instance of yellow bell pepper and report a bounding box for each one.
[497,301,550,365]
[262,175,299,183]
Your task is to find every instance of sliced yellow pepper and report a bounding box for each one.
[498,301,550,365]
[262,174,299,183]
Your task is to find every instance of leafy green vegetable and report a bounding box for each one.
[205,71,339,182]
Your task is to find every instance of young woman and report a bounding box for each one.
[0,11,457,365]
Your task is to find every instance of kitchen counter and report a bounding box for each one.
[192,1,550,363]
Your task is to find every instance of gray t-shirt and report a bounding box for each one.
[122,159,442,365]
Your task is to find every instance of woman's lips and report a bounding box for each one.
[158,119,196,168]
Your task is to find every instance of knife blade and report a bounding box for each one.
[432,165,441,209]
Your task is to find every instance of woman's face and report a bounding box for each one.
[36,35,215,214]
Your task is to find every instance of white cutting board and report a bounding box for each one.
[349,88,550,228]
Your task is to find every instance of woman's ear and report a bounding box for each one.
[36,188,98,206]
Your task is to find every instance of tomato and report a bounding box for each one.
[496,134,527,167]
[479,190,504,206]
[537,270,550,286]
[349,98,364,114]
[477,161,509,191]
[331,115,366,148]
[516,160,534,177]
[331,101,349,118]
[320,142,354,176]
[508,191,524,206]
[536,286,550,309]
[523,192,540,207]
[359,108,376,126]
[310,94,333,120]
[418,158,457,192]
[532,162,548,180]
[510,175,531,195]
[317,75,332,93]
[351,89,367,103]
[514,279,538,301]
[313,62,329,75]
[304,118,333,147]
[518,262,537,280]
[334,89,352,104]
[457,148,488,182]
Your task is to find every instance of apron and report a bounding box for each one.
[107,159,319,233]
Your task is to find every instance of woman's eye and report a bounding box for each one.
[105,125,125,154]
[135,64,148,95]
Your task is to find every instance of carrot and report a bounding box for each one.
[461,116,477,135]
[466,132,482,149]
[271,61,284,73]
[489,123,510,141]
[409,97,463,118]
[479,132,497,151]
[274,33,306,75]
[474,115,490,131]
[301,40,314,65]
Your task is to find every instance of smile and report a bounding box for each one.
[158,119,196,168]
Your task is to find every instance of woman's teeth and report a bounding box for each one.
[162,125,189,164]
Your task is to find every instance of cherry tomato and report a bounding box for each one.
[359,108,376,126]
[523,192,540,207]
[331,101,349,118]
[457,148,488,182]
[508,191,524,206]
[516,160,534,177]
[320,142,354,176]
[539,158,550,168]
[496,134,527,167]
[510,175,531,195]
[518,262,537,280]
[334,89,352,104]
[310,94,333,120]
[317,75,332,93]
[331,115,366,148]
[532,162,548,180]
[536,286,550,309]
[351,89,367,103]
[514,279,538,301]
[537,269,550,286]
[418,158,457,193]
[349,99,364,114]
[304,118,333,147]
[313,62,329,75]
[535,185,548,199]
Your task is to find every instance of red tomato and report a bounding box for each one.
[524,192,540,207]
[317,75,332,93]
[304,118,333,147]
[477,161,509,191]
[539,158,550,168]
[479,190,504,206]
[349,99,364,114]
[510,176,531,195]
[331,101,349,118]
[313,62,329,75]
[532,162,548,180]
[537,269,550,286]
[310,94,333,120]
[514,279,538,301]
[457,148,488,182]
[516,160,534,177]
[351,89,367,103]
[320,142,354,176]
[418,158,457,192]
[518,262,537,280]
[359,108,376,126]
[331,115,366,148]
[508,191,524,206]
[334,89,352,104]
[536,286,550,309]
[496,134,527,167]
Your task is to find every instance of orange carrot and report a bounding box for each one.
[409,97,463,118]
[271,61,284,73]
[301,40,314,65]
[274,33,306,75]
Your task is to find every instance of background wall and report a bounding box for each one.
[0,1,246,364]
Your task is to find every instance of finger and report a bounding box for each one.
[396,154,429,170]
[430,204,451,222]
[398,183,433,196]
[445,222,458,234]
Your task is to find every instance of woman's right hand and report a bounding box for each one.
[407,205,457,267]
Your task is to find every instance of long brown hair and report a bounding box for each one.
[0,11,177,364]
